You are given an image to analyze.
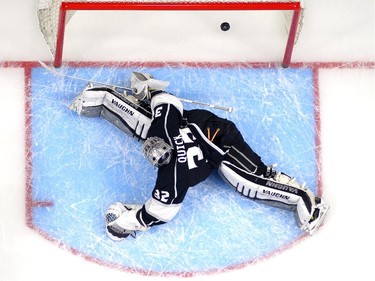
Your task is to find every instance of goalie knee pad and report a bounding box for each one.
[218,161,318,230]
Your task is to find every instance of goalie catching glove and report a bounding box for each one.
[105,202,148,241]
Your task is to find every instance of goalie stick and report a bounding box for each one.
[38,61,234,113]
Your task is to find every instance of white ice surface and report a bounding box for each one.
[0,0,374,280]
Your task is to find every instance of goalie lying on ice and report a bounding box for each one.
[69,72,329,240]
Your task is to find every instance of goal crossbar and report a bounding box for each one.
[61,2,301,11]
[52,1,302,67]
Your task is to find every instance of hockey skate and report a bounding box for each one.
[264,165,329,235]
[301,197,330,235]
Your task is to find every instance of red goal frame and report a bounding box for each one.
[54,1,302,67]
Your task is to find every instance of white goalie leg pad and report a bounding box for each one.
[69,84,107,116]
[70,84,152,140]
[218,161,315,228]
[273,172,318,227]
[102,91,151,140]
[219,161,259,198]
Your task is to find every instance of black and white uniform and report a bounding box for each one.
[72,86,316,231]
[138,94,224,227]
[137,91,274,228]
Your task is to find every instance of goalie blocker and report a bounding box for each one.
[69,81,329,240]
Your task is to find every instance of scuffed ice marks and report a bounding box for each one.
[30,64,316,274]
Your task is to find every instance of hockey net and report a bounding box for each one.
[37,0,303,67]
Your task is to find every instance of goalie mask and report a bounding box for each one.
[142,136,173,167]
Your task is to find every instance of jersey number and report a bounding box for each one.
[177,128,204,170]
[154,189,169,203]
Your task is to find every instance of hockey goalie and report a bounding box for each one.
[69,72,329,241]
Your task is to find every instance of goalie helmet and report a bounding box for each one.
[142,136,173,168]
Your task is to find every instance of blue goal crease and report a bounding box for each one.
[29,65,315,274]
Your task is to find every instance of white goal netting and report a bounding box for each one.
[37,0,303,66]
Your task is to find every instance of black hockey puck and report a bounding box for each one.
[220,22,230,32]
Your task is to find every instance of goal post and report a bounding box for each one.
[37,0,303,68]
